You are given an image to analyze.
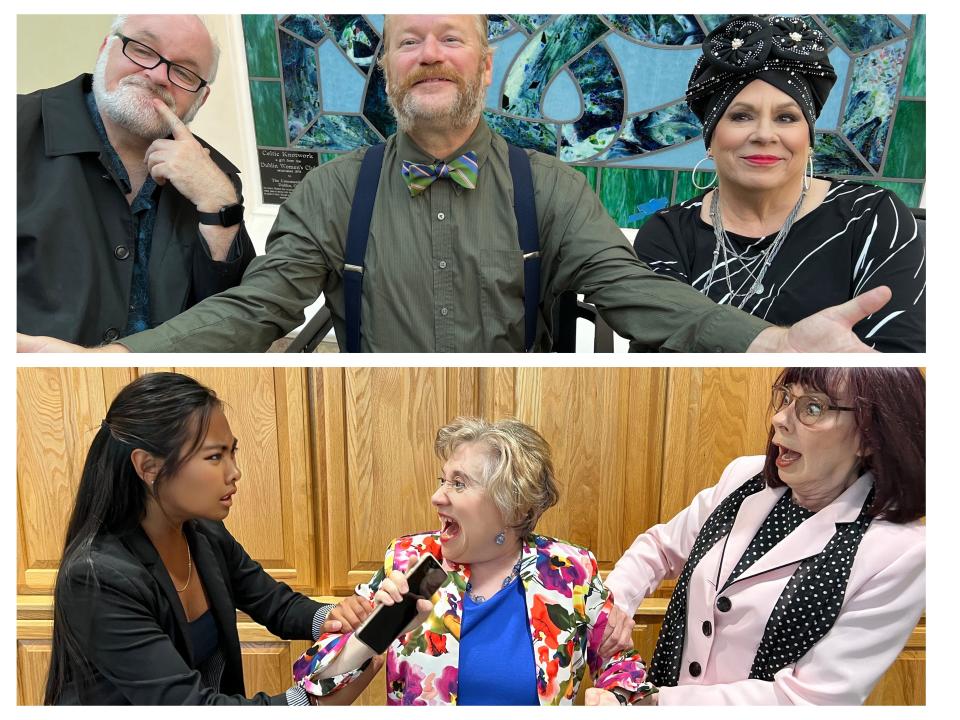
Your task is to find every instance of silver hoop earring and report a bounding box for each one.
[804,153,814,192]
[495,531,505,545]
[692,154,717,190]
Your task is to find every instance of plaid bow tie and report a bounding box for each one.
[401,151,479,197]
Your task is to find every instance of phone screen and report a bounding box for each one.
[355,554,447,654]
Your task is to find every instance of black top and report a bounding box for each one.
[53,520,323,705]
[633,180,925,352]
[187,610,220,669]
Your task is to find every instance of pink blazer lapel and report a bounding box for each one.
[727,473,874,585]
[714,483,787,589]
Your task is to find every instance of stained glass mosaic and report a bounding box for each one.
[243,14,925,226]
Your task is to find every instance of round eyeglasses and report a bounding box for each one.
[115,34,209,93]
[770,384,855,426]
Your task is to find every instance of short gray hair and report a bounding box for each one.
[435,417,559,536]
[109,14,221,84]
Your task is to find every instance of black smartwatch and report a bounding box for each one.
[197,202,244,227]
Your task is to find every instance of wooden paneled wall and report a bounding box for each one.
[16,367,924,705]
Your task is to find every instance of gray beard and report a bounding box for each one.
[387,71,487,135]
[92,44,203,140]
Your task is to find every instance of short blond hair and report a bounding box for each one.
[435,417,559,536]
[381,15,489,58]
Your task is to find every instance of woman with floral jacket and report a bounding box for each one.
[292,417,652,705]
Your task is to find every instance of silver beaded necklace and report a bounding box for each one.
[465,550,523,603]
[703,186,806,309]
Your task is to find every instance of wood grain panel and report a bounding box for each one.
[321,368,477,593]
[17,640,50,705]
[660,368,781,523]
[17,368,116,594]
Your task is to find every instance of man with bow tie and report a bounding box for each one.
[19,14,892,353]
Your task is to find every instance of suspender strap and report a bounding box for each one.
[343,143,386,353]
[507,144,540,352]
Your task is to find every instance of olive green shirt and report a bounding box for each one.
[123,122,770,352]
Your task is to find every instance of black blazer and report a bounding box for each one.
[55,520,322,704]
[17,74,257,346]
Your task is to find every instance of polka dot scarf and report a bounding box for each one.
[648,474,875,686]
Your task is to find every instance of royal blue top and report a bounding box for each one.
[457,576,539,705]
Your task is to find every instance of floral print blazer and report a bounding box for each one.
[293,532,649,705]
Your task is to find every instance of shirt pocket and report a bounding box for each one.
[479,248,525,332]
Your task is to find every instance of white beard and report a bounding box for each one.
[92,44,203,140]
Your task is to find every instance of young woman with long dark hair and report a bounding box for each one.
[44,371,378,705]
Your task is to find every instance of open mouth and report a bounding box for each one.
[439,515,461,542]
[220,491,235,505]
[776,443,802,468]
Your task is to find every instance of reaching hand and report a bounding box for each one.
[17,333,128,353]
[584,688,623,706]
[598,604,636,658]
[748,286,892,352]
[327,594,375,633]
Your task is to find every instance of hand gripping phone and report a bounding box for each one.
[355,553,446,653]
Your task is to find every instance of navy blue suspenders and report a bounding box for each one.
[343,142,540,352]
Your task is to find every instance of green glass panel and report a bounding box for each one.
[242,15,280,78]
[675,170,713,204]
[902,15,925,97]
[884,100,925,179]
[599,168,674,229]
[320,153,339,164]
[865,180,923,209]
[572,165,598,191]
[249,80,285,147]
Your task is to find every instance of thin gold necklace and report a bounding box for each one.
[174,540,193,594]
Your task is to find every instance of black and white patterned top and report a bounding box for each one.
[633,180,925,352]
[724,490,814,587]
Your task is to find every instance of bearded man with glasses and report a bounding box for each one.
[18,14,255,346]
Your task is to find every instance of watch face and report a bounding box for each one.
[220,204,244,226]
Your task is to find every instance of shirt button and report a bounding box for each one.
[717,596,732,612]
[103,327,120,343]
[437,212,445,221]
[114,246,131,260]
[439,260,447,269]
[689,661,702,677]
[702,620,713,637]
[441,307,449,316]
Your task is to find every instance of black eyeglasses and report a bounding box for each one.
[770,384,855,426]
[115,34,208,93]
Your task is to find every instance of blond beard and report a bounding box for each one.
[386,61,487,134]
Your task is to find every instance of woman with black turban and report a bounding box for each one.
[632,16,925,352]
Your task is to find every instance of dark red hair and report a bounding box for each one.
[763,367,924,523]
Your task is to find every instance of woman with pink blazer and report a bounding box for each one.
[592,367,925,705]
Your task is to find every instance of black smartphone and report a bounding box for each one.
[355,553,447,653]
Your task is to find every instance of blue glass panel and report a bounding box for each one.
[510,15,552,34]
[598,101,700,160]
[542,69,582,122]
[280,31,319,144]
[605,138,706,168]
[603,14,704,45]
[814,132,872,175]
[605,34,698,114]
[367,15,384,34]
[323,15,379,69]
[699,15,734,32]
[282,15,325,44]
[488,15,513,40]
[362,62,394,138]
[483,112,558,155]
[895,15,913,28]
[501,15,607,118]
[559,43,624,161]
[318,39,365,113]
[296,115,382,150]
[487,31,528,111]
[842,40,906,171]
[816,46,850,130]
[820,15,904,53]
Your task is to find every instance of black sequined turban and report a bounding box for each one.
[686,15,837,149]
